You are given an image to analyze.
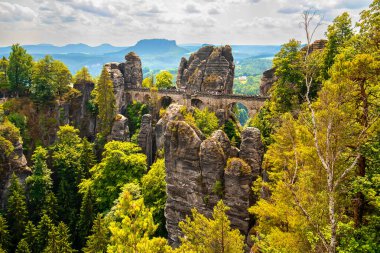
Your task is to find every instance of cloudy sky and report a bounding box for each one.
[0,0,373,46]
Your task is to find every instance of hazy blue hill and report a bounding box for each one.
[0,43,126,56]
[0,39,279,76]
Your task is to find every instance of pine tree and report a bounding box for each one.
[41,191,58,223]
[51,125,83,233]
[15,239,31,253]
[94,66,115,137]
[83,214,109,253]
[43,222,75,253]
[6,173,28,247]
[7,44,33,97]
[0,215,9,251]
[73,67,92,84]
[36,214,53,253]
[22,221,36,253]
[26,147,53,222]
[77,187,96,249]
[79,138,96,179]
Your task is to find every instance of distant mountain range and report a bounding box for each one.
[0,39,281,76]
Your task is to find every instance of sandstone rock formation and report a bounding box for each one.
[0,139,30,209]
[124,52,143,87]
[155,104,184,151]
[164,113,264,246]
[107,114,129,142]
[105,52,143,114]
[176,45,234,94]
[69,81,97,140]
[138,114,154,166]
[259,68,277,96]
[105,62,127,113]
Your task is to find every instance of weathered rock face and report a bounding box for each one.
[124,52,143,87]
[224,158,253,235]
[70,81,97,140]
[155,104,184,151]
[105,62,127,113]
[107,114,129,142]
[239,127,264,179]
[259,68,277,96]
[176,45,234,94]
[138,114,154,166]
[164,114,264,246]
[0,140,30,209]
[302,39,327,53]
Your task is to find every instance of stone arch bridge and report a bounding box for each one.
[126,87,268,118]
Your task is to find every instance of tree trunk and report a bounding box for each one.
[328,174,337,253]
[354,155,366,227]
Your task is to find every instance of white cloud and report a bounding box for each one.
[184,3,201,13]
[0,0,373,46]
[0,2,36,22]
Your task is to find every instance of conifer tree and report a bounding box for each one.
[78,187,96,249]
[51,125,83,232]
[36,214,53,253]
[74,67,92,84]
[0,215,9,252]
[15,239,31,253]
[26,147,54,222]
[22,221,36,253]
[83,214,109,253]
[6,173,28,247]
[94,66,115,137]
[79,138,96,179]
[43,222,75,253]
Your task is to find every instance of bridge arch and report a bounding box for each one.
[191,98,205,109]
[160,96,173,109]
[227,101,251,126]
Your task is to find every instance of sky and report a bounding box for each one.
[0,0,373,46]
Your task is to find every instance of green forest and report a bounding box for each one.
[0,1,379,253]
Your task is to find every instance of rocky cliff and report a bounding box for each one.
[163,107,264,246]
[0,126,30,208]
[259,68,277,96]
[69,81,97,140]
[176,45,235,94]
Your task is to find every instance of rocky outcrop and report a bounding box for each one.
[259,68,277,96]
[224,158,253,235]
[164,113,264,246]
[302,39,327,54]
[69,81,97,140]
[239,127,264,180]
[155,104,184,151]
[138,114,154,166]
[124,52,143,87]
[0,137,30,209]
[176,45,234,94]
[105,62,127,113]
[107,114,129,142]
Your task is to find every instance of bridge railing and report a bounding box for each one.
[126,86,269,100]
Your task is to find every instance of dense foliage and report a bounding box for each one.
[250,2,380,252]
